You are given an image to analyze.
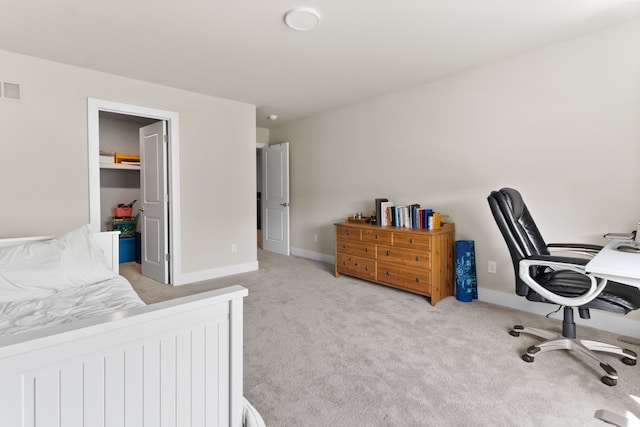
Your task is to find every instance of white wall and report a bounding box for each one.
[256,127,270,143]
[271,20,640,333]
[0,50,257,279]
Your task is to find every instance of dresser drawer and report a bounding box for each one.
[336,253,376,280]
[336,237,376,259]
[393,231,431,251]
[378,245,431,269]
[336,225,362,241]
[362,228,393,245]
[377,261,431,294]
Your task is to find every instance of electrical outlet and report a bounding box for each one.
[488,260,497,274]
[314,234,318,242]
[231,243,238,253]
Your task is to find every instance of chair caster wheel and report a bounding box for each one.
[522,354,534,363]
[622,357,636,366]
[601,376,617,387]
[509,330,520,337]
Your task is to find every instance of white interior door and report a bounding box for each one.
[262,143,290,255]
[140,121,169,283]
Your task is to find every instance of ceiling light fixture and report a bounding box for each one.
[267,114,278,121]
[284,7,321,31]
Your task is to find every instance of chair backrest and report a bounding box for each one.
[487,188,550,296]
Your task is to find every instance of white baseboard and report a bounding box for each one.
[173,261,259,286]
[290,247,335,264]
[479,288,640,339]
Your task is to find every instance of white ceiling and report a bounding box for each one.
[2,0,639,128]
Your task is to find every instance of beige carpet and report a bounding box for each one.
[122,250,640,426]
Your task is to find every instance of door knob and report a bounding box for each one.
[280,202,290,207]
[138,207,144,212]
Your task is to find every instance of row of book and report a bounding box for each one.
[375,198,444,230]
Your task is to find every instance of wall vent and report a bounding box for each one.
[1,81,21,101]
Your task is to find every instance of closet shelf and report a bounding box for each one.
[100,163,140,171]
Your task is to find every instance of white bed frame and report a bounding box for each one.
[0,232,248,427]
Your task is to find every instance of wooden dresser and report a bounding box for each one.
[334,221,455,305]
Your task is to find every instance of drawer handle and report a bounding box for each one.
[415,277,419,283]
[346,230,351,235]
[409,238,413,244]
[342,244,347,249]
[375,234,379,239]
[365,247,368,253]
[365,266,369,271]
[386,271,390,276]
[415,256,419,261]
[386,250,390,256]
[342,261,346,265]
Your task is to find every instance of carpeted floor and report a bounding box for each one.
[122,249,640,426]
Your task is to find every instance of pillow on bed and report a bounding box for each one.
[0,225,116,302]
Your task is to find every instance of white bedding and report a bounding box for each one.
[0,225,145,337]
[0,226,266,427]
[0,275,145,337]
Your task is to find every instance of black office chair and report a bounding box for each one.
[487,187,640,386]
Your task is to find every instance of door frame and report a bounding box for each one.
[87,98,182,285]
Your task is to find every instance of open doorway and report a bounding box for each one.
[256,142,268,249]
[87,98,183,285]
[98,111,155,228]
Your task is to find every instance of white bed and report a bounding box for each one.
[0,226,264,427]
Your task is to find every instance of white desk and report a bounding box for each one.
[586,240,640,289]
[586,239,640,346]
[586,240,640,427]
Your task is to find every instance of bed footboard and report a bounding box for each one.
[0,285,248,427]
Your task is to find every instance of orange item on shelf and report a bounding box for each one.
[115,153,140,163]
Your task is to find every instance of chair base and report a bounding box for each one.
[594,409,640,427]
[510,324,637,386]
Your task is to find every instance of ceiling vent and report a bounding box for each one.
[1,82,21,101]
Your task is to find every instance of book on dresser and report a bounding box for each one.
[375,198,388,224]
[334,220,455,305]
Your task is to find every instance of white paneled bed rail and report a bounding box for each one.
[0,230,253,427]
[0,285,248,427]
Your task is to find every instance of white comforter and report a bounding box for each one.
[0,275,145,337]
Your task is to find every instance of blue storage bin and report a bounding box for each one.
[119,237,136,263]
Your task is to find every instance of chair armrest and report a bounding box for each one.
[519,255,608,307]
[547,243,603,258]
